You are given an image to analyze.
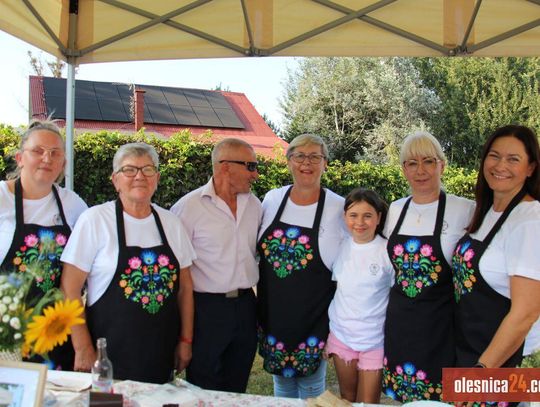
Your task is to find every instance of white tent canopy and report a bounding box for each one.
[2,0,540,187]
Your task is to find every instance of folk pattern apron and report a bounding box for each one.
[383,191,453,402]
[452,189,527,407]
[257,187,335,378]
[0,179,73,369]
[86,200,180,384]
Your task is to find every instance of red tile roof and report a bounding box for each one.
[29,76,287,158]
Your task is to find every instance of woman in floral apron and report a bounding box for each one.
[0,120,87,369]
[257,134,346,399]
[453,126,540,382]
[382,132,474,402]
[61,143,196,383]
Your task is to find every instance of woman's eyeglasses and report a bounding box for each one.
[288,153,326,164]
[403,157,441,171]
[117,165,158,177]
[219,160,259,172]
[24,146,65,161]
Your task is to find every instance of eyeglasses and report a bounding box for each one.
[288,153,326,164]
[219,160,259,172]
[117,165,158,177]
[24,146,65,161]
[403,157,441,171]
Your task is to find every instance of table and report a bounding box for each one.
[46,371,309,406]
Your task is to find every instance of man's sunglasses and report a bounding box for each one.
[219,160,259,172]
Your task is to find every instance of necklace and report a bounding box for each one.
[409,203,430,224]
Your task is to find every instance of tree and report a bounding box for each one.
[28,51,65,78]
[262,113,282,138]
[280,57,440,163]
[413,57,540,168]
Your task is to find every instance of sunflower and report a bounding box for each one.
[25,299,84,355]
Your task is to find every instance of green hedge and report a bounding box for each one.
[0,127,477,207]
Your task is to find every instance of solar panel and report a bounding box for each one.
[171,105,201,126]
[98,98,129,122]
[183,89,211,108]
[75,98,101,120]
[162,88,189,106]
[192,107,222,127]
[45,95,66,118]
[214,108,245,129]
[146,103,177,124]
[43,77,66,97]
[40,77,245,129]
[204,91,230,109]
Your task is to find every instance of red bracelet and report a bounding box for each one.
[180,337,193,344]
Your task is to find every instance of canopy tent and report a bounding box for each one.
[2,0,540,188]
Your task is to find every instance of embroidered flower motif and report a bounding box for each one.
[55,233,67,246]
[141,250,156,265]
[258,328,324,377]
[24,234,39,248]
[157,255,169,267]
[297,235,308,245]
[383,360,442,402]
[120,250,178,314]
[452,239,478,302]
[285,227,300,239]
[128,257,142,269]
[261,226,314,278]
[391,239,442,298]
[15,229,67,293]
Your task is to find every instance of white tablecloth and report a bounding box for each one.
[45,371,309,406]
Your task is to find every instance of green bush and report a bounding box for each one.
[0,127,477,207]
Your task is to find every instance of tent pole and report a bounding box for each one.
[65,60,76,190]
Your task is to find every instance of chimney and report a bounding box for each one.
[134,88,145,131]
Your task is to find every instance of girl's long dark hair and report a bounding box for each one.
[344,187,388,237]
[468,125,540,233]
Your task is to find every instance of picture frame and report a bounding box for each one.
[0,360,47,407]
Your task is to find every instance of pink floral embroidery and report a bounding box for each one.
[24,234,39,247]
[128,257,142,269]
[157,254,169,267]
[420,244,432,257]
[273,229,284,238]
[298,235,309,244]
[55,233,67,246]
[463,248,474,262]
[393,244,404,256]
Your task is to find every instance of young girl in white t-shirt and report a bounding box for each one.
[327,188,394,403]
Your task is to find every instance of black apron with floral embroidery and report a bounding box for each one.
[453,188,527,369]
[0,179,74,370]
[257,187,335,378]
[86,200,180,384]
[383,191,453,403]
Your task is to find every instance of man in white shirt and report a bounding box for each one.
[171,138,262,393]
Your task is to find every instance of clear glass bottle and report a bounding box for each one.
[91,337,113,393]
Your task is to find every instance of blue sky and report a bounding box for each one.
[0,31,298,128]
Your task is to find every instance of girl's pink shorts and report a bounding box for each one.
[326,331,384,370]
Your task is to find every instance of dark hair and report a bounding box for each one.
[468,124,540,233]
[344,187,388,237]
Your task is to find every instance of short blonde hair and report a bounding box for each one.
[399,131,446,163]
[286,134,329,159]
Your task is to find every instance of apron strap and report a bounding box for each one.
[433,190,447,236]
[482,187,528,247]
[14,178,24,225]
[51,184,69,228]
[14,179,68,228]
[115,199,169,249]
[393,190,445,236]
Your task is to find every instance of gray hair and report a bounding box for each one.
[211,138,254,166]
[7,119,65,180]
[112,142,159,172]
[286,134,329,160]
[399,131,446,164]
